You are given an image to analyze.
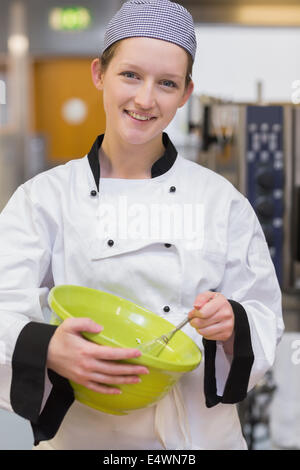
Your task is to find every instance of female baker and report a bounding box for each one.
[0,0,283,450]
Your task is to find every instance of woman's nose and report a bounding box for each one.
[134,82,155,109]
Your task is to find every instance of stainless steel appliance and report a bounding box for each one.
[188,98,300,294]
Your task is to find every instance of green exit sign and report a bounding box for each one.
[49,7,92,31]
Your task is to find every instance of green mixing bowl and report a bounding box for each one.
[48,285,201,415]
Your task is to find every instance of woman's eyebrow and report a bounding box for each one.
[117,62,184,79]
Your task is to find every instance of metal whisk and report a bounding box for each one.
[138,316,191,357]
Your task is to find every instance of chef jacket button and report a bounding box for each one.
[169,186,176,193]
[163,306,170,313]
[107,239,114,247]
[164,243,172,248]
[90,190,97,197]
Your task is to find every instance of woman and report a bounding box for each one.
[0,0,283,450]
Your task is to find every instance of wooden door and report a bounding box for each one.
[32,58,106,162]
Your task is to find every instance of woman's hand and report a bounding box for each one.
[47,317,149,395]
[188,291,235,353]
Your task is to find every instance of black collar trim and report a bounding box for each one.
[87,133,178,191]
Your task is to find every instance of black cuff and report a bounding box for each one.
[202,338,220,407]
[10,321,74,445]
[31,369,74,445]
[203,300,254,408]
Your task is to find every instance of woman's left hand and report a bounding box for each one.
[188,291,235,346]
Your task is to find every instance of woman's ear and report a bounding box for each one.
[91,58,104,91]
[178,80,194,108]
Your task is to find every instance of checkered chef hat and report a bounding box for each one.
[102,0,197,61]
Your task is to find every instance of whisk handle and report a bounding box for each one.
[173,315,190,333]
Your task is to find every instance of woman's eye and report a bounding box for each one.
[121,71,138,79]
[161,80,177,88]
[120,73,177,88]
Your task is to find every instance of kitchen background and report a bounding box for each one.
[0,0,300,450]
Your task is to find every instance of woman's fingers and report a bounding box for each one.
[63,316,103,335]
[88,343,142,361]
[193,291,216,310]
[72,347,149,389]
[189,293,223,320]
[190,312,233,341]
[75,358,148,394]
[85,382,122,395]
[72,358,147,389]
[189,307,222,331]
[47,316,150,395]
[189,313,218,330]
[196,321,233,342]
[88,357,149,376]
[89,371,142,385]
[100,361,149,376]
[188,292,234,342]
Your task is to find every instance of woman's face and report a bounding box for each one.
[92,37,194,146]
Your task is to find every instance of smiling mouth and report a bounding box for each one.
[124,110,156,121]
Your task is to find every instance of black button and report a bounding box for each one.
[163,306,170,312]
[169,186,176,193]
[164,243,172,248]
[107,239,114,247]
[90,190,97,197]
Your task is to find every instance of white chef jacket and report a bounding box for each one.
[0,133,284,450]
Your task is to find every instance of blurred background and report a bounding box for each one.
[0,0,300,450]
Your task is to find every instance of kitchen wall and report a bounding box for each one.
[0,0,121,56]
[192,25,300,102]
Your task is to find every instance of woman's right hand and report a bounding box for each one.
[46,317,149,395]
